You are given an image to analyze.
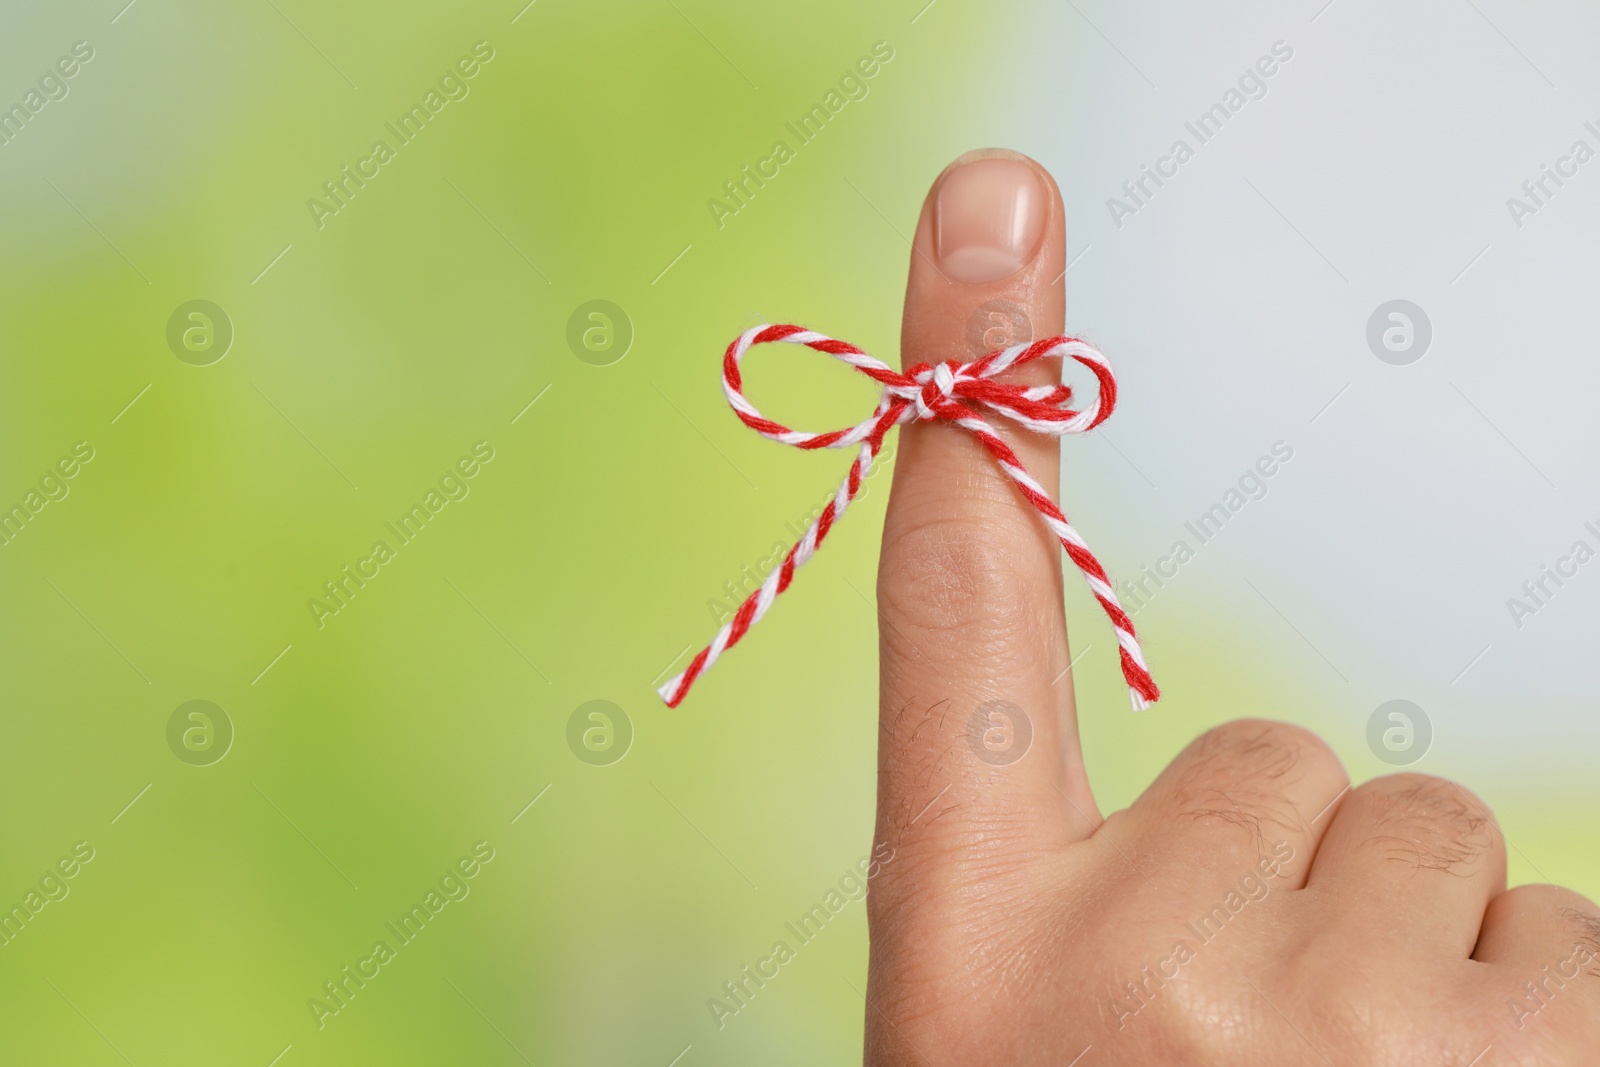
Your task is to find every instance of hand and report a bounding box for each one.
[864,148,1600,1066]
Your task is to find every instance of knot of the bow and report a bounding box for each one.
[908,360,965,421]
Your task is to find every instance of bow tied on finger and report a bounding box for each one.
[658,323,1157,712]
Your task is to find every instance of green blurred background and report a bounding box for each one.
[1,0,1596,1062]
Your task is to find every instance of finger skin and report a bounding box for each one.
[872,147,1094,873]
[865,147,1081,1067]
[1473,885,1600,1047]
[1475,883,1600,969]
[1117,718,1349,893]
[1302,774,1507,958]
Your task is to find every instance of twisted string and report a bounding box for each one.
[658,323,1159,711]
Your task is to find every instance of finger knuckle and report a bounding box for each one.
[1162,719,1344,841]
[1192,719,1343,782]
[1497,882,1599,915]
[1497,884,1600,967]
[1352,773,1501,874]
[1567,911,1600,979]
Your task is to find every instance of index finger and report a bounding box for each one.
[873,149,1100,869]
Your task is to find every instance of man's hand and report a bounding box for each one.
[864,148,1600,1066]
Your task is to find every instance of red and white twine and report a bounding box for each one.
[657,324,1160,711]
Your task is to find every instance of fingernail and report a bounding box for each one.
[934,157,1047,285]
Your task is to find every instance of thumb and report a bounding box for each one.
[873,148,1102,860]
